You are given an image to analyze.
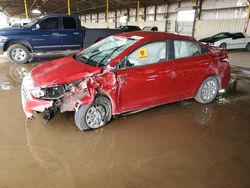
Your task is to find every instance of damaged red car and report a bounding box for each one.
[21,32,232,131]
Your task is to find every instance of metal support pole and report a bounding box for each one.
[144,6,146,21]
[244,1,250,32]
[106,0,109,28]
[154,5,157,21]
[136,0,140,23]
[192,0,200,37]
[115,9,117,28]
[24,0,28,18]
[68,0,71,15]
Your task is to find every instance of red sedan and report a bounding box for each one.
[21,32,232,131]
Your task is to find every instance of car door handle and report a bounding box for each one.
[73,32,80,35]
[52,33,60,36]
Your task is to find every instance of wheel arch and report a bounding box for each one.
[194,74,221,96]
[96,89,116,114]
[4,40,33,52]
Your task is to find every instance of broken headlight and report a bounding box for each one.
[33,80,87,100]
[40,85,66,99]
[30,88,46,98]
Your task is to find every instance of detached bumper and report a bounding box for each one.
[21,80,53,119]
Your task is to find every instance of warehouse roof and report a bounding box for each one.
[0,0,177,17]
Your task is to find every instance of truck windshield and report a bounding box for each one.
[23,18,39,28]
[75,36,138,67]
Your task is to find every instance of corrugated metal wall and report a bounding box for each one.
[194,19,247,39]
[80,0,250,38]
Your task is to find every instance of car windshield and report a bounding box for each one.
[23,18,39,28]
[212,33,230,39]
[75,36,139,67]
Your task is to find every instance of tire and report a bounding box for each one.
[246,43,250,52]
[219,43,227,50]
[74,95,112,131]
[7,44,30,64]
[195,76,219,104]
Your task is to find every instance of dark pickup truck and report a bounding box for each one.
[0,14,122,63]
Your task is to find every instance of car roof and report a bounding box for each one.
[115,31,195,41]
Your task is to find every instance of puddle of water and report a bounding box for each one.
[0,58,249,187]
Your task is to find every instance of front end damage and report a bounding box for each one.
[21,72,107,123]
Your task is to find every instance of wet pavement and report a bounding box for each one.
[0,52,250,188]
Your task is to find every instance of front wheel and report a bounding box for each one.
[195,77,219,104]
[7,44,30,64]
[74,96,112,131]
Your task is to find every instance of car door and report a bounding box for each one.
[168,39,213,100]
[60,16,82,50]
[31,17,63,52]
[228,33,246,49]
[116,40,173,113]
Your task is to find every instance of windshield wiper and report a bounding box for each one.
[77,46,122,66]
[95,44,125,67]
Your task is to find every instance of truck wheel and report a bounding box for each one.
[195,76,219,104]
[219,43,227,50]
[74,96,112,131]
[7,44,30,64]
[246,43,250,52]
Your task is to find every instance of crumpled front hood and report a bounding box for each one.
[31,55,102,87]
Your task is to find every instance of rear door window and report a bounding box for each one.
[62,17,77,29]
[233,33,245,39]
[173,40,201,59]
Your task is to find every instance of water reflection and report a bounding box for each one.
[9,63,31,83]
[0,74,13,91]
[193,105,216,129]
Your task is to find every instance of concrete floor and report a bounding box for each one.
[0,51,249,187]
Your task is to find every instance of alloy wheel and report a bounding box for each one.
[201,80,218,101]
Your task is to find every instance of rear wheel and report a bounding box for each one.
[74,96,112,131]
[7,44,30,64]
[195,77,219,104]
[246,43,250,51]
[219,43,227,50]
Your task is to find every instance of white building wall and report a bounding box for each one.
[202,0,248,9]
[128,21,166,32]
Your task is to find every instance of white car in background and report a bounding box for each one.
[199,32,250,51]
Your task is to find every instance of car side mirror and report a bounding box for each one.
[32,24,40,30]
[115,57,127,70]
